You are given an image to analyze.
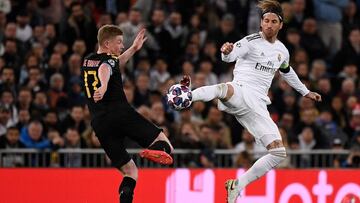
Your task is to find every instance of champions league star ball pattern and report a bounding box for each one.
[167,84,192,110]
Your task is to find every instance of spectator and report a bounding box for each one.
[19,54,41,85]
[60,105,86,135]
[205,106,232,147]
[338,78,356,103]
[2,38,22,70]
[285,28,302,56]
[309,59,327,86]
[345,104,360,137]
[313,0,349,55]
[45,52,64,81]
[71,39,86,58]
[234,129,267,162]
[289,0,312,30]
[0,104,15,136]
[20,120,51,149]
[0,67,17,96]
[300,18,327,61]
[133,73,151,107]
[1,89,18,124]
[298,127,317,167]
[16,109,30,130]
[208,13,242,51]
[67,77,86,107]
[42,109,59,133]
[0,126,24,148]
[165,11,187,61]
[22,66,47,93]
[47,73,67,109]
[295,108,331,148]
[0,127,25,167]
[342,0,360,39]
[31,91,49,118]
[149,58,170,91]
[174,122,202,149]
[174,60,194,82]
[60,2,97,52]
[316,108,348,145]
[62,128,87,167]
[316,77,334,105]
[333,27,360,74]
[15,10,32,43]
[197,148,216,168]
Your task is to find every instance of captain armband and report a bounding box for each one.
[279,64,290,73]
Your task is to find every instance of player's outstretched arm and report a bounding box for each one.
[279,65,322,102]
[118,28,147,65]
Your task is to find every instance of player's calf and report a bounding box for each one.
[118,160,138,203]
[119,176,136,203]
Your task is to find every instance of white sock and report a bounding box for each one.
[237,147,286,190]
[192,83,228,102]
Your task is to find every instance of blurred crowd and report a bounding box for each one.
[0,0,359,168]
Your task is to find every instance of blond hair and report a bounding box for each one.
[97,25,123,46]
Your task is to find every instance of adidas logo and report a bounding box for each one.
[261,52,265,57]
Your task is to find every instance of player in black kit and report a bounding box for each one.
[81,25,174,203]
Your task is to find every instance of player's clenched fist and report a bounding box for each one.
[221,42,234,55]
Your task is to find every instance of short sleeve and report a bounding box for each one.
[102,58,116,75]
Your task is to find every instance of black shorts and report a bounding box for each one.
[91,103,161,168]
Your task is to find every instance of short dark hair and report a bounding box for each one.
[7,126,19,132]
[70,2,82,11]
[97,25,123,46]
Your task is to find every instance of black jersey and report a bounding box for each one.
[81,53,128,115]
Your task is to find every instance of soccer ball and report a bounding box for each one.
[166,84,192,110]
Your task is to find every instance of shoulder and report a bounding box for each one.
[245,33,262,42]
[102,54,119,69]
[233,34,259,48]
[276,41,290,56]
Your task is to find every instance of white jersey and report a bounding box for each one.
[222,32,309,104]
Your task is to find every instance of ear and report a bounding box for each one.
[104,40,109,48]
[279,21,283,29]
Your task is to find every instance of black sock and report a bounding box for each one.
[119,177,136,203]
[148,140,172,154]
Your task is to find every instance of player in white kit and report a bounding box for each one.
[178,0,322,202]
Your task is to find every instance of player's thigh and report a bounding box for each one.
[236,111,282,147]
[92,119,131,168]
[123,107,162,148]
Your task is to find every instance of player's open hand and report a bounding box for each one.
[132,28,147,51]
[305,91,322,102]
[93,86,107,102]
[221,42,234,55]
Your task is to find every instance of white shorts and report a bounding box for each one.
[217,81,282,147]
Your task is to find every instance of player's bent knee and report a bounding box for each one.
[269,147,287,158]
[225,83,234,101]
